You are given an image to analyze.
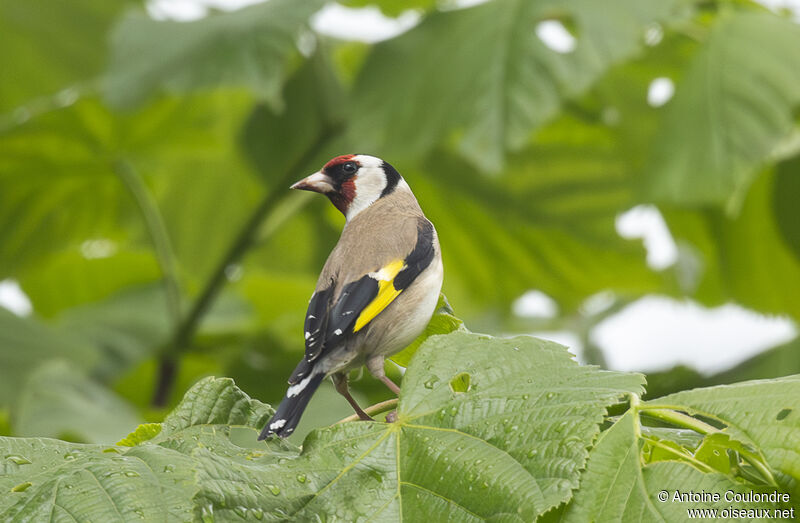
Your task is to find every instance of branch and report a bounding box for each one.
[336,399,399,425]
[115,159,183,325]
[151,129,334,406]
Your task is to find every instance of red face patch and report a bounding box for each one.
[323,154,356,170]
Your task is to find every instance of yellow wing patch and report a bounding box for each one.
[353,259,406,332]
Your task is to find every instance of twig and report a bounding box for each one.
[336,399,399,425]
[115,159,183,325]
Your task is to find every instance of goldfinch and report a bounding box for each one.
[259,154,443,439]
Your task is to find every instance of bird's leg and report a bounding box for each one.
[366,357,401,396]
[331,373,373,421]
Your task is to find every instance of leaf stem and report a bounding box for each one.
[641,436,716,474]
[336,399,398,425]
[639,408,720,436]
[115,159,182,325]
[151,129,334,406]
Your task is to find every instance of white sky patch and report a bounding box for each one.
[616,205,678,270]
[80,239,118,260]
[580,291,616,316]
[592,296,798,374]
[643,23,664,46]
[647,77,675,107]
[147,0,266,21]
[513,290,559,319]
[312,4,420,43]
[756,0,800,20]
[535,20,577,54]
[0,280,33,317]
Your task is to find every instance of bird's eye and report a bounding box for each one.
[342,162,358,174]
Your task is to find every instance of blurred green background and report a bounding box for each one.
[1,0,799,444]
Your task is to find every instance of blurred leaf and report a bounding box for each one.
[0,94,255,287]
[0,309,98,406]
[14,360,140,444]
[240,48,347,185]
[651,376,800,500]
[56,286,172,380]
[409,134,663,318]
[105,0,325,108]
[664,167,800,320]
[17,248,160,318]
[390,293,465,367]
[350,0,689,170]
[561,412,781,521]
[646,12,800,209]
[0,0,133,113]
[774,155,800,262]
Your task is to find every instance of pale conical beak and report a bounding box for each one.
[290,171,335,193]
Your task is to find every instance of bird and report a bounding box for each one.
[258,154,443,439]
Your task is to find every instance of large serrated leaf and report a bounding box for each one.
[104,0,325,108]
[192,333,643,520]
[560,411,786,522]
[646,12,800,209]
[650,376,800,502]
[349,0,688,171]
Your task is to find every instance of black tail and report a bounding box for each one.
[258,372,325,440]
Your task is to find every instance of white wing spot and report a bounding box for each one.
[305,331,310,340]
[334,328,343,336]
[287,375,313,397]
[269,419,287,430]
[308,314,316,320]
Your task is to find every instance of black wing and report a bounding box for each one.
[290,218,435,383]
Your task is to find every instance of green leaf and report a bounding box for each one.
[0,437,197,520]
[105,0,325,108]
[14,360,141,444]
[390,294,465,367]
[651,376,800,501]
[562,411,785,521]
[117,423,162,447]
[193,333,643,520]
[350,0,688,170]
[693,433,748,475]
[0,0,134,113]
[16,248,160,318]
[646,12,800,209]
[0,309,99,407]
[664,167,800,321]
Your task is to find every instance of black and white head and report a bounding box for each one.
[290,154,410,221]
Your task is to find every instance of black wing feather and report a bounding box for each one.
[293,217,435,377]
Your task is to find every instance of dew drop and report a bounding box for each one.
[233,506,248,519]
[163,464,175,473]
[423,377,440,389]
[546,392,555,400]
[6,455,31,465]
[124,471,140,477]
[522,394,530,400]
[268,485,281,496]
[201,504,214,523]
[527,449,539,458]
[296,474,307,483]
[251,508,264,520]
[11,481,32,492]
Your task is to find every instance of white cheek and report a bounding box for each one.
[346,172,386,221]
